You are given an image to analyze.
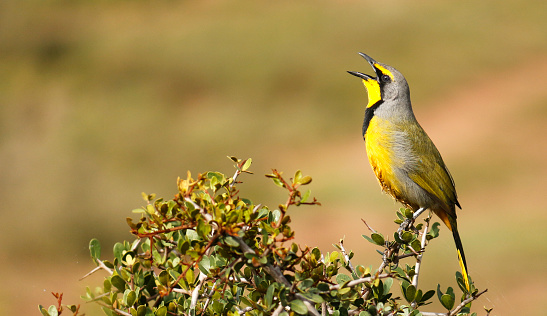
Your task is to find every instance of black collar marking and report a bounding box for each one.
[362,100,383,137]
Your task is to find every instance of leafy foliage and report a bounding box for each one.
[39,157,487,316]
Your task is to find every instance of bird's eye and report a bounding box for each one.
[381,74,391,83]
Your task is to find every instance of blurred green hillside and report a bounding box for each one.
[1,0,546,315]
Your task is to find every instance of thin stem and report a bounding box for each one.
[361,218,377,233]
[412,207,427,220]
[448,289,488,316]
[201,279,220,314]
[113,308,132,316]
[79,266,101,281]
[230,168,241,189]
[338,239,355,274]
[329,273,392,290]
[412,216,431,291]
[190,272,208,311]
[271,304,285,316]
[80,259,114,281]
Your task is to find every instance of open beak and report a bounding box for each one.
[348,52,384,108]
[347,52,382,82]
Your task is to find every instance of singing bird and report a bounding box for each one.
[348,52,470,291]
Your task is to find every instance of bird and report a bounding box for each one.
[348,52,471,291]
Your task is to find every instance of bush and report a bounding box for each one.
[39,157,487,316]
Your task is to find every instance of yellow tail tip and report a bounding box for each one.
[457,250,471,291]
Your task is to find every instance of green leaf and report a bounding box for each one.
[317,283,330,292]
[38,306,50,316]
[227,156,239,163]
[455,271,469,293]
[311,247,321,261]
[240,295,254,308]
[336,274,352,285]
[272,178,284,188]
[404,284,416,302]
[383,277,393,295]
[401,231,413,243]
[371,233,385,246]
[441,293,455,310]
[421,289,435,303]
[362,235,375,244]
[178,240,190,255]
[224,236,240,247]
[196,219,212,238]
[136,305,147,316]
[141,192,156,202]
[123,289,137,307]
[265,283,276,307]
[414,289,423,303]
[241,158,252,171]
[111,275,127,292]
[67,305,79,313]
[436,284,443,302]
[131,209,145,215]
[428,222,441,240]
[290,299,308,315]
[329,251,340,262]
[307,293,324,304]
[155,306,167,316]
[410,239,422,253]
[89,238,101,261]
[47,306,58,316]
[437,286,455,310]
[186,229,199,241]
[158,270,170,286]
[301,189,311,202]
[113,242,125,262]
[298,279,314,290]
[294,170,303,184]
[403,208,414,219]
[299,176,312,185]
[101,307,114,316]
[198,256,211,275]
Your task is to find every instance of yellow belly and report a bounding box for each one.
[364,117,406,205]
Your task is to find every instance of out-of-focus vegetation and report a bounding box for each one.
[1,0,546,315]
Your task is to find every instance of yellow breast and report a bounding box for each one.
[365,117,404,202]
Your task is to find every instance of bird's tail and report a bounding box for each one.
[436,210,471,292]
[452,228,471,292]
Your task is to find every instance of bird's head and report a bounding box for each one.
[348,53,410,109]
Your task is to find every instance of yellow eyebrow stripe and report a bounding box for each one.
[374,64,395,80]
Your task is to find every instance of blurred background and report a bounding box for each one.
[1,0,546,314]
